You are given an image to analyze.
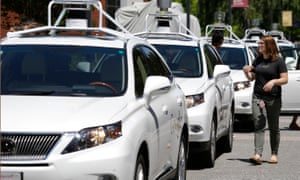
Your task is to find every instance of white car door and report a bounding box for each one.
[207,45,232,128]
[143,46,185,168]
[281,48,300,114]
[215,66,232,130]
[282,69,300,113]
[133,45,178,174]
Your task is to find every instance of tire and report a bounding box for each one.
[175,136,187,180]
[134,153,147,180]
[203,119,216,168]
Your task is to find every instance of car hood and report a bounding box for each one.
[230,70,248,83]
[175,77,206,95]
[1,96,128,133]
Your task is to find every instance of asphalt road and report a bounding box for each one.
[186,116,300,180]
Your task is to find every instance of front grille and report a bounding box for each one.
[1,133,61,161]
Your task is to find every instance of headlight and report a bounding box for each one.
[234,81,251,91]
[185,93,204,108]
[62,121,122,154]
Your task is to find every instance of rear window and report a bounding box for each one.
[1,45,127,97]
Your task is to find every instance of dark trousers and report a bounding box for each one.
[252,94,281,156]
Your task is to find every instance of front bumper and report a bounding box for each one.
[234,87,253,115]
[187,103,212,143]
[1,136,134,180]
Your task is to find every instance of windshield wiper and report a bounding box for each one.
[10,90,56,95]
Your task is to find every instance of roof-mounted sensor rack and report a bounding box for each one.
[242,28,266,42]
[266,30,294,46]
[135,11,199,41]
[266,30,286,40]
[205,23,241,42]
[144,12,197,37]
[7,0,130,39]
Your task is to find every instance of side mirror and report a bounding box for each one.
[213,64,231,78]
[285,57,296,70]
[143,76,171,107]
[77,61,91,72]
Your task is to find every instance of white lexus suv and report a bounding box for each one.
[136,12,235,168]
[205,24,255,126]
[0,0,189,180]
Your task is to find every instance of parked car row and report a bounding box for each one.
[1,1,189,180]
[1,0,299,180]
[0,0,236,179]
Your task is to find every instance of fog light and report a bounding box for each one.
[190,125,202,133]
[98,174,117,180]
[241,102,250,107]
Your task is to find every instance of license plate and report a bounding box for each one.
[0,172,22,180]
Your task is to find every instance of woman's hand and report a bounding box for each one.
[243,65,253,73]
[263,80,275,92]
[243,65,255,81]
[263,72,288,92]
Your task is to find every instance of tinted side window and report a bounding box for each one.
[133,47,149,97]
[204,44,222,78]
[140,46,172,78]
[133,45,173,97]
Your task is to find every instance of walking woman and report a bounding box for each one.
[243,35,288,165]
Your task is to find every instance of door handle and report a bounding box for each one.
[177,98,183,107]
[162,105,169,115]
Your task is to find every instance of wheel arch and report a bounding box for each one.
[182,123,189,158]
[213,107,218,133]
[137,141,149,177]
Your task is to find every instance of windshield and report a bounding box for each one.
[153,45,202,77]
[1,45,127,96]
[218,47,249,69]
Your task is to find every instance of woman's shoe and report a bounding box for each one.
[249,154,262,165]
[289,123,300,130]
[268,155,278,164]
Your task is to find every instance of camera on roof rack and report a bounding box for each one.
[157,0,171,11]
[66,10,89,27]
[214,11,226,24]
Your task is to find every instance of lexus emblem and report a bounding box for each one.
[1,138,16,154]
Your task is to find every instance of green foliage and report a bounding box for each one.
[174,0,300,41]
[2,0,300,41]
[2,0,50,24]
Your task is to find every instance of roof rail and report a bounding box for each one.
[135,31,198,42]
[144,12,197,37]
[7,0,130,38]
[205,23,240,41]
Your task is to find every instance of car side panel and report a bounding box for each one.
[282,69,300,113]
[216,74,233,134]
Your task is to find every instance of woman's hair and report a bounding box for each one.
[260,35,279,61]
